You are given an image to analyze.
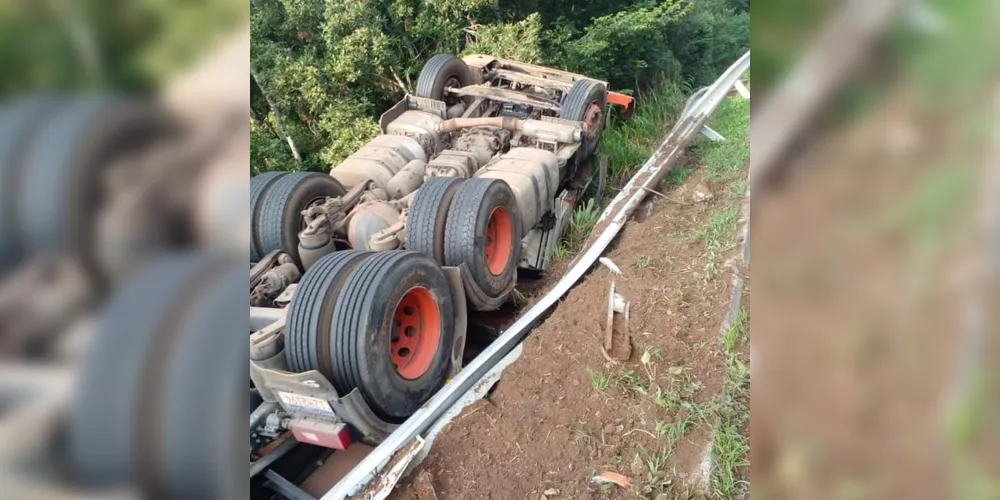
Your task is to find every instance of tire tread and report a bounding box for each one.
[250,171,288,261]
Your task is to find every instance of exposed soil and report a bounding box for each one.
[751,90,981,498]
[391,163,745,499]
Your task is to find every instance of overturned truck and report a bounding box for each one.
[249,54,634,471]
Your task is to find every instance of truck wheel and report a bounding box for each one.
[66,255,217,488]
[155,260,247,500]
[559,79,608,159]
[285,250,373,376]
[406,177,464,265]
[415,54,473,105]
[250,171,289,262]
[255,172,345,268]
[331,251,456,421]
[444,178,521,301]
[0,98,61,270]
[17,98,174,283]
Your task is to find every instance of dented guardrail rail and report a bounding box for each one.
[325,50,751,500]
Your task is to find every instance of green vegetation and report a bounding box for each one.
[566,198,601,244]
[588,367,646,397]
[723,308,749,352]
[588,368,610,392]
[712,348,751,498]
[600,83,689,187]
[698,204,741,253]
[692,95,751,181]
[250,0,749,174]
[0,1,248,94]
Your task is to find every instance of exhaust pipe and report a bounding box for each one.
[436,117,582,143]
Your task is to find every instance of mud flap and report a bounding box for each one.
[441,266,468,377]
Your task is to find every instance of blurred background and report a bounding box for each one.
[751,0,998,498]
[0,1,249,499]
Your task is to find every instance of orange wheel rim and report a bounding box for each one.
[484,206,514,276]
[391,287,442,380]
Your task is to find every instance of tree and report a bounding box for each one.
[248,0,750,174]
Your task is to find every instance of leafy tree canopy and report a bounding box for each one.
[247,0,748,173]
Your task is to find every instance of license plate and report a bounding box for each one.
[278,391,335,417]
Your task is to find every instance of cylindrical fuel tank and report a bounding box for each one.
[330,135,426,191]
[474,148,560,236]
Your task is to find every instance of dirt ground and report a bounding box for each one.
[750,90,983,498]
[390,160,747,499]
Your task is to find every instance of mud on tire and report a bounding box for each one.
[254,172,345,268]
[559,79,608,159]
[444,178,521,304]
[405,177,465,265]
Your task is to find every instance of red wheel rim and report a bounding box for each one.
[484,206,514,276]
[391,287,442,380]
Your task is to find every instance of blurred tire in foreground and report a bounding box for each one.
[67,254,246,499]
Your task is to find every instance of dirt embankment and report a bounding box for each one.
[392,160,747,499]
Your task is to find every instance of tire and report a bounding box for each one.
[285,250,374,377]
[255,172,346,268]
[0,98,62,270]
[444,178,521,300]
[156,259,247,500]
[559,79,608,159]
[249,171,289,262]
[415,54,474,105]
[66,255,217,488]
[331,251,456,421]
[16,98,174,285]
[406,177,464,265]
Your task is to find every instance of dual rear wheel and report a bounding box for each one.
[285,176,521,424]
[407,177,521,310]
[284,250,456,422]
[67,255,246,498]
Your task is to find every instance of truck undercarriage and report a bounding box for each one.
[249,54,634,493]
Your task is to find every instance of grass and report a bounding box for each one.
[510,287,530,307]
[723,308,750,352]
[712,314,751,498]
[577,89,750,498]
[567,198,601,245]
[588,367,646,396]
[631,447,677,497]
[691,96,750,182]
[550,197,603,263]
[633,255,653,269]
[712,414,750,497]
[600,84,688,187]
[698,204,741,253]
[551,242,571,261]
[588,368,610,392]
[729,178,748,199]
[656,416,693,452]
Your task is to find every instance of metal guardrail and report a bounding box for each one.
[324,50,751,500]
